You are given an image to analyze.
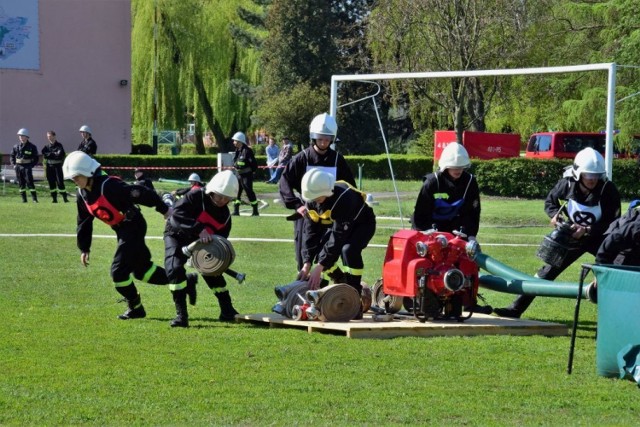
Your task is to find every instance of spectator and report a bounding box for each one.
[78,125,97,156]
[41,130,69,203]
[265,137,280,183]
[10,128,39,203]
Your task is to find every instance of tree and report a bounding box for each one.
[367,0,553,145]
[131,0,261,153]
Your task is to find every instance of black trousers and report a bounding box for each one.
[236,173,257,203]
[45,164,66,193]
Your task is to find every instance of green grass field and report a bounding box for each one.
[1,179,638,426]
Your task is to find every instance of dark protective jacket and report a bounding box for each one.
[233,144,257,176]
[596,207,640,265]
[75,172,168,252]
[10,141,39,167]
[78,137,97,155]
[411,170,481,236]
[302,182,375,268]
[165,188,231,243]
[544,177,621,250]
[174,182,203,197]
[41,141,66,165]
[279,146,355,211]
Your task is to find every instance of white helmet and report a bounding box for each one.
[63,150,101,179]
[188,173,201,183]
[438,142,471,171]
[17,128,29,137]
[79,125,92,134]
[301,169,335,202]
[571,147,605,180]
[309,113,338,141]
[205,170,239,198]
[231,131,247,144]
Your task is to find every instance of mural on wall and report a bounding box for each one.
[0,0,39,70]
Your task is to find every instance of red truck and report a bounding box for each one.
[524,132,611,159]
[434,130,521,160]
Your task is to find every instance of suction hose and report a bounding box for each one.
[473,252,594,301]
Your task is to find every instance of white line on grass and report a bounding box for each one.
[0,233,538,247]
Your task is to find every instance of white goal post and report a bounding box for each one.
[330,63,618,179]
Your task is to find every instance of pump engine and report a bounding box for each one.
[374,229,480,322]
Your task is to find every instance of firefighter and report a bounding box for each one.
[173,172,203,198]
[279,113,356,272]
[78,125,97,156]
[595,202,640,266]
[132,168,155,191]
[10,128,39,203]
[41,130,69,203]
[411,142,481,239]
[62,151,189,321]
[494,148,621,318]
[164,170,240,327]
[297,169,376,305]
[231,131,259,216]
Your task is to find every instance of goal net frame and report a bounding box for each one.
[330,63,618,180]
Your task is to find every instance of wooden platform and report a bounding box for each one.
[236,312,568,339]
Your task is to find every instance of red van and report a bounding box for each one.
[525,132,608,159]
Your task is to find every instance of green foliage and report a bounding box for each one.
[253,82,328,145]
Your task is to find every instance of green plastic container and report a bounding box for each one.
[592,264,640,377]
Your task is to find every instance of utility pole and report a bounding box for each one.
[152,0,158,154]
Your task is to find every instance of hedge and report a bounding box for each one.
[94,153,640,200]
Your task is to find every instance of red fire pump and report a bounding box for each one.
[373,229,481,322]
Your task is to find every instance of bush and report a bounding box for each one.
[94,153,640,199]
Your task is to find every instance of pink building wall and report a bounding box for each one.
[0,0,131,160]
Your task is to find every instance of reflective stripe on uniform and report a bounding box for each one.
[114,278,133,288]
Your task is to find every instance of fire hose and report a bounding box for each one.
[274,281,363,321]
[307,284,361,322]
[182,236,246,282]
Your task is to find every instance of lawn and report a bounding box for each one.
[0,179,638,426]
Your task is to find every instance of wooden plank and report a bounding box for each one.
[236,313,567,339]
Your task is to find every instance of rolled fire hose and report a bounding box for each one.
[310,284,361,322]
[282,281,310,318]
[182,236,235,276]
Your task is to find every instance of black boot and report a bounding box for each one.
[345,273,363,294]
[21,192,27,203]
[251,203,259,216]
[51,192,58,203]
[186,273,198,306]
[493,294,535,318]
[232,203,240,216]
[327,267,347,284]
[61,192,69,203]
[118,294,146,320]
[31,192,38,203]
[216,291,239,321]
[170,290,189,327]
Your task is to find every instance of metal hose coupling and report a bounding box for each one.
[182,236,236,276]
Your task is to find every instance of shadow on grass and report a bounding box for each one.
[146,316,241,328]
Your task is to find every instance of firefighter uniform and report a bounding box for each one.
[302,181,376,293]
[41,138,68,203]
[78,136,97,156]
[75,171,171,319]
[411,170,481,237]
[164,187,238,325]
[232,142,259,216]
[496,176,621,317]
[10,139,39,203]
[595,205,640,266]
[279,146,356,270]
